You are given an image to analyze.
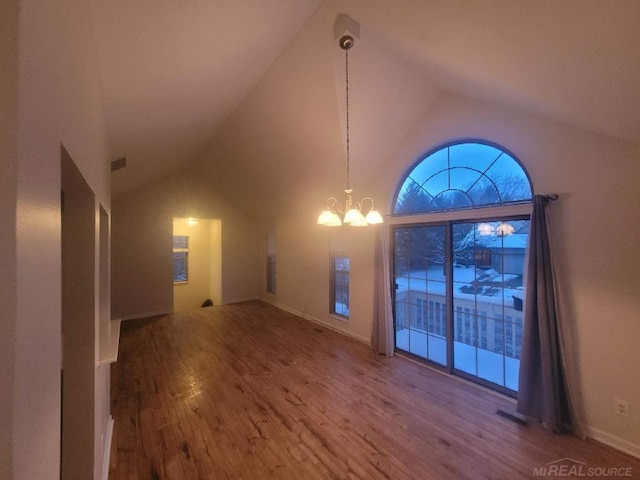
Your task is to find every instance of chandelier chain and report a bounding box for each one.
[345,45,350,190]
[316,33,383,227]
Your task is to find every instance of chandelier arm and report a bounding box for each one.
[359,197,376,212]
[325,197,344,214]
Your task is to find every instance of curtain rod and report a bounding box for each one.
[543,194,559,201]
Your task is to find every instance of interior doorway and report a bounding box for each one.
[172,217,222,311]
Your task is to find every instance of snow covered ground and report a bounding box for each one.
[394,266,524,306]
[396,328,519,390]
[393,265,523,391]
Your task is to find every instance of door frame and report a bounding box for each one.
[390,213,530,397]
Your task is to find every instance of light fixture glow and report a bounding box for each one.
[344,207,366,225]
[317,210,342,226]
[496,222,515,237]
[477,223,494,236]
[365,209,384,225]
[317,32,383,227]
[187,218,199,226]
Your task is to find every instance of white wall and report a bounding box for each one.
[61,149,97,479]
[385,91,640,454]
[209,219,223,306]
[112,166,259,319]
[2,0,112,478]
[260,215,375,344]
[112,198,173,319]
[0,1,18,477]
[262,90,640,456]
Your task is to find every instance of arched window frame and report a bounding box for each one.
[389,139,534,224]
[388,140,536,394]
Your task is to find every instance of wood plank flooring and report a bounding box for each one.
[109,301,639,479]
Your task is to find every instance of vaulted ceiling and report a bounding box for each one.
[97,0,640,218]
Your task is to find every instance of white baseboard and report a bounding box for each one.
[118,309,172,321]
[101,416,114,480]
[586,425,640,459]
[265,299,370,345]
[225,296,260,305]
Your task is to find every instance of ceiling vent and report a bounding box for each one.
[110,157,127,172]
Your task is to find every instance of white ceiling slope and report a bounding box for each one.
[98,0,640,203]
[191,5,440,220]
[323,0,640,142]
[95,0,321,196]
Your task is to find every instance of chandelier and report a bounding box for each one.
[317,35,383,227]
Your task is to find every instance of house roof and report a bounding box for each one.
[483,233,529,250]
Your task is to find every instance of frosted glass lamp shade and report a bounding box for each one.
[343,208,366,225]
[365,209,383,224]
[317,210,342,226]
[328,212,342,226]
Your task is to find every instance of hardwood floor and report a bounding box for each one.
[110,301,639,479]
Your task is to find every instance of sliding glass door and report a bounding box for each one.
[393,219,529,394]
[393,225,447,366]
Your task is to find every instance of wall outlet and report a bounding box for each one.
[614,399,630,417]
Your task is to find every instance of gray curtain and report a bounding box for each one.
[371,224,394,356]
[517,195,582,434]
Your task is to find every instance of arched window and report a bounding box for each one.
[391,140,533,395]
[393,141,532,215]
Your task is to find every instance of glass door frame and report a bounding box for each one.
[391,221,451,374]
[390,213,530,398]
